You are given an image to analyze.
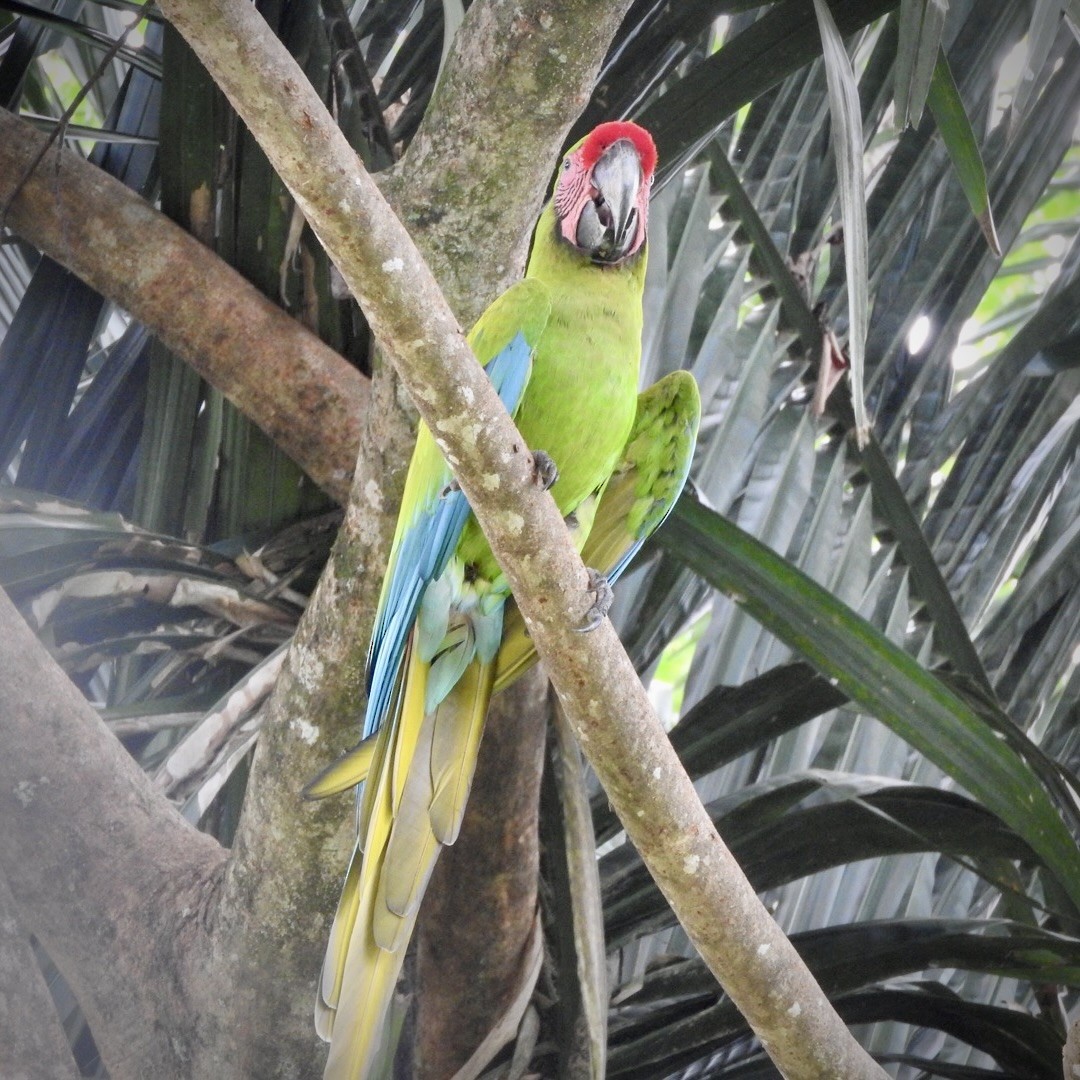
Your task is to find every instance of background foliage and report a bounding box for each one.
[2,0,1079,1076]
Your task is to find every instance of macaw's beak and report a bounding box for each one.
[575,138,645,264]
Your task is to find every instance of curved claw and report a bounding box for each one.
[576,567,614,632]
[531,450,559,491]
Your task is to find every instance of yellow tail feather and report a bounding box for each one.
[322,645,496,1077]
[429,658,496,844]
[375,704,440,950]
[303,738,377,800]
[323,916,408,1080]
[315,847,361,1040]
[321,661,413,1077]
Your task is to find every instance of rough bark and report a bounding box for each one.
[0,868,80,1080]
[0,108,365,504]
[416,668,550,1078]
[0,586,227,1080]
[154,0,888,1075]
[1065,1014,1080,1080]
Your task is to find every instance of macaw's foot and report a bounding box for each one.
[576,568,614,632]
[531,450,559,491]
[440,478,461,498]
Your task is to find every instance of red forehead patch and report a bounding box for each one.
[579,121,657,178]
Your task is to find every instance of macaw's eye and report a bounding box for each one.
[562,159,571,171]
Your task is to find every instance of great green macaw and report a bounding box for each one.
[307,121,700,1080]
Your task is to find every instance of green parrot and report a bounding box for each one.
[307,121,700,1080]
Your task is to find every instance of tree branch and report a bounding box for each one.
[0,108,365,503]
[1064,1015,1080,1080]
[155,0,889,1075]
[0,586,227,1080]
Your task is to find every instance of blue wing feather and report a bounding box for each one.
[362,328,538,740]
[604,495,678,586]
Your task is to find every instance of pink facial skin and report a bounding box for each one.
[554,121,657,264]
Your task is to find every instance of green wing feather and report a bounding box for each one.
[468,278,552,368]
[494,370,700,692]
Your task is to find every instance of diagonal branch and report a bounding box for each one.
[0,108,365,503]
[156,0,889,1075]
[174,1,645,1072]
